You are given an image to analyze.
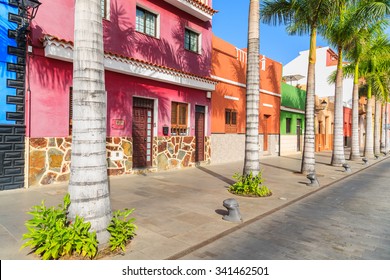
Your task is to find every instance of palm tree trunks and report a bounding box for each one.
[243,0,261,176]
[27,136,211,187]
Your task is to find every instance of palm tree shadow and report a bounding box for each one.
[196,166,236,186]
[260,162,300,173]
[282,155,302,161]
[104,3,212,77]
[263,59,282,98]
[315,160,332,166]
[135,16,212,76]
[103,0,136,56]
